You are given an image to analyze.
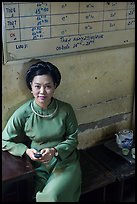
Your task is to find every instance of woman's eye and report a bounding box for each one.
[33,85,52,89]
[46,85,51,88]
[35,85,40,89]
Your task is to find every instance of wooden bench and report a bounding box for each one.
[85,142,135,202]
[79,149,116,201]
[2,140,135,202]
[2,149,116,202]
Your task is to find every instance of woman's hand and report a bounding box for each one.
[25,148,42,161]
[40,148,56,163]
[25,147,56,163]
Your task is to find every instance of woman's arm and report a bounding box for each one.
[2,109,28,157]
[53,104,79,160]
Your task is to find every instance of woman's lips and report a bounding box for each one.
[39,96,46,100]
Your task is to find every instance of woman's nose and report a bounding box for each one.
[40,86,45,93]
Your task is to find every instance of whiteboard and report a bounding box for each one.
[2,2,135,64]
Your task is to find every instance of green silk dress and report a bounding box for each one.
[2,98,81,202]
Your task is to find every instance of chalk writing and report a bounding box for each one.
[16,43,28,49]
[2,2,135,63]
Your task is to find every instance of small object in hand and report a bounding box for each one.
[34,153,42,158]
[122,148,129,156]
[131,148,135,159]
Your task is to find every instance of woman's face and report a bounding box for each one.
[31,74,56,108]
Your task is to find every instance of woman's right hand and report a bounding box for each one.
[25,148,42,161]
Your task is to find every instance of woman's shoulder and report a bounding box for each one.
[5,99,33,124]
[13,99,33,116]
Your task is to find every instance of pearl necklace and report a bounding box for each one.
[31,101,58,118]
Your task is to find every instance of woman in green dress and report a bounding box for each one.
[2,61,81,202]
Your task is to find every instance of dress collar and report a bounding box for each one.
[32,98,56,115]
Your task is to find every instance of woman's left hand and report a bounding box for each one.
[40,148,55,163]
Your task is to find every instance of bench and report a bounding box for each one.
[85,142,135,202]
[2,140,135,202]
[79,149,116,201]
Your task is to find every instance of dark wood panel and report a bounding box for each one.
[2,151,35,202]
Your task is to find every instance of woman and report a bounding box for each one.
[2,61,81,202]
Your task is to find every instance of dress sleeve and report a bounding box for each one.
[2,109,28,157]
[54,104,79,160]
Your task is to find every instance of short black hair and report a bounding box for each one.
[25,61,61,90]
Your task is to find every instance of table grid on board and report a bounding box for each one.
[3,2,135,43]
